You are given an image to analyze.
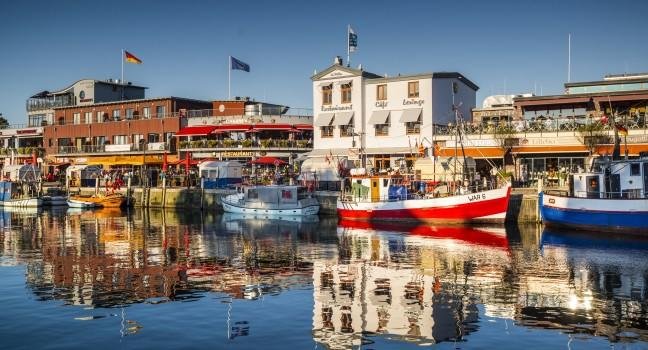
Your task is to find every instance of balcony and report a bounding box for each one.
[178,139,311,151]
[435,114,648,136]
[57,142,169,155]
[0,147,45,157]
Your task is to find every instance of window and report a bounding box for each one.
[113,135,127,145]
[125,108,134,120]
[58,138,72,146]
[341,83,352,103]
[340,117,354,137]
[375,116,390,136]
[143,107,151,119]
[73,113,81,124]
[408,81,419,98]
[320,126,334,138]
[631,163,640,176]
[322,85,332,105]
[58,116,65,125]
[155,105,165,118]
[93,136,106,145]
[377,84,387,100]
[96,111,103,123]
[132,134,144,145]
[148,133,160,143]
[84,112,92,124]
[405,120,421,134]
[28,114,44,127]
[112,109,120,121]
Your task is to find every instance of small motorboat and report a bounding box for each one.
[68,192,126,208]
[221,185,319,216]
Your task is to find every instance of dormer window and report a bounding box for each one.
[341,82,352,103]
[322,84,332,105]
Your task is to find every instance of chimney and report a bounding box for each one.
[334,56,343,66]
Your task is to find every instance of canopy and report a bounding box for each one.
[251,156,287,165]
[399,108,422,123]
[175,125,217,137]
[334,112,354,125]
[314,113,335,127]
[368,110,390,125]
[294,124,313,130]
[250,123,293,131]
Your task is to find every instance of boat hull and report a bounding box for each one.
[67,198,98,208]
[68,193,125,208]
[222,195,320,216]
[541,193,648,234]
[337,186,511,224]
[0,198,42,208]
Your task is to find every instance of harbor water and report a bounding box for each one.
[1,207,647,349]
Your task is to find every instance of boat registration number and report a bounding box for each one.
[467,193,486,202]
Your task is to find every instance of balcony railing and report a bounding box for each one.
[57,142,169,154]
[435,114,648,136]
[179,139,311,150]
[0,147,45,156]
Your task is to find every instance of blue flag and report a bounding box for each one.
[231,56,250,72]
[348,27,357,53]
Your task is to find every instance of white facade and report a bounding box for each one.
[309,59,478,172]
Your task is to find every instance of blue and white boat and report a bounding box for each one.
[221,185,320,216]
[541,155,648,234]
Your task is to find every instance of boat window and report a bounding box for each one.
[247,189,258,199]
[631,163,640,176]
[281,190,293,199]
[383,179,389,187]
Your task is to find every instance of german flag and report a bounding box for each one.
[615,123,628,136]
[124,50,142,64]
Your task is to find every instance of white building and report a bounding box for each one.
[303,57,478,189]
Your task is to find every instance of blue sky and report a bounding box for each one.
[1,0,647,124]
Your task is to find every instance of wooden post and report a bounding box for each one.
[200,177,205,209]
[162,176,166,208]
[95,177,99,195]
[127,176,132,206]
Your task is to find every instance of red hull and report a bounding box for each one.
[338,219,509,250]
[337,187,511,223]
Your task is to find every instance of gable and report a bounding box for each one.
[319,69,356,80]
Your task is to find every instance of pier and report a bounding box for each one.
[63,186,542,223]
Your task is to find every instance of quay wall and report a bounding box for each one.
[61,187,541,222]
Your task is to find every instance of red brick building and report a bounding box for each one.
[44,97,211,167]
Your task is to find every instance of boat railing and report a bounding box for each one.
[571,189,646,199]
[340,182,501,203]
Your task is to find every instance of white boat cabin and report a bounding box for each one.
[571,157,648,199]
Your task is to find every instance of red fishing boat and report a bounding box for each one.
[337,174,511,224]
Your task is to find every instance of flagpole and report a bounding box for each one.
[346,25,350,67]
[121,49,125,100]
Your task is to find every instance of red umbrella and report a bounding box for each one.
[250,156,287,166]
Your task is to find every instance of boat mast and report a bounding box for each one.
[452,82,469,184]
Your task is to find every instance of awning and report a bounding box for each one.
[214,124,251,132]
[294,124,313,130]
[250,123,293,131]
[368,110,390,125]
[175,125,217,137]
[314,113,335,127]
[399,108,422,123]
[334,111,354,125]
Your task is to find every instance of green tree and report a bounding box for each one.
[0,114,9,128]
[576,122,609,155]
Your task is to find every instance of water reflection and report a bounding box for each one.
[0,208,647,349]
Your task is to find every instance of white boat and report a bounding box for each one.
[66,197,98,208]
[0,181,42,208]
[221,185,320,216]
